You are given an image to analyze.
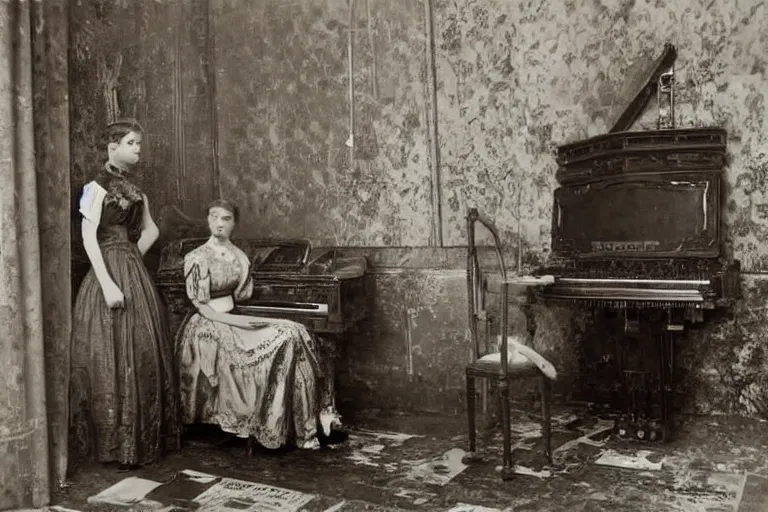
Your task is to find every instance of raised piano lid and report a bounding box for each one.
[549,43,729,261]
[608,42,677,134]
[557,43,725,169]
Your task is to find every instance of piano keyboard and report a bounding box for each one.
[236,301,329,317]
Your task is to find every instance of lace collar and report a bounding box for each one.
[104,162,129,179]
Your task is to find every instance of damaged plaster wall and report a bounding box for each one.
[209,0,768,417]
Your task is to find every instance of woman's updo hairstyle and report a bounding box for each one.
[206,198,240,224]
[101,118,144,149]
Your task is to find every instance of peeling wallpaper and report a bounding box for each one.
[64,0,768,417]
[436,0,768,264]
[206,0,768,417]
[212,0,768,272]
[213,0,434,246]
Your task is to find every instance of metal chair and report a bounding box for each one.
[463,207,557,480]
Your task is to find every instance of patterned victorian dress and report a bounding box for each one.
[70,165,180,467]
[177,240,323,448]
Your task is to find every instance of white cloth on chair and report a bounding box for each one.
[478,335,558,381]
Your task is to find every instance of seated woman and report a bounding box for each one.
[177,199,340,450]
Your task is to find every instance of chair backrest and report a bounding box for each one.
[466,208,513,376]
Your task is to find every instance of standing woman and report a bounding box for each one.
[69,118,180,472]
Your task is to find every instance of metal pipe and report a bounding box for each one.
[365,0,378,100]
[346,0,356,163]
[517,186,522,274]
[206,0,221,199]
[423,0,443,247]
[173,5,186,209]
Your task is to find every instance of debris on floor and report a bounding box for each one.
[445,503,507,511]
[86,471,316,511]
[86,476,164,509]
[47,409,768,512]
[667,470,746,510]
[510,464,552,478]
[594,449,664,471]
[553,418,614,457]
[405,448,469,486]
[345,428,420,470]
[192,476,316,511]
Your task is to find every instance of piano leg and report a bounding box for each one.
[317,335,338,411]
[614,309,675,443]
[659,330,676,442]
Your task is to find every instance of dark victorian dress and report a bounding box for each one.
[70,165,180,467]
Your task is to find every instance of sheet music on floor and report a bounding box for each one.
[192,477,315,512]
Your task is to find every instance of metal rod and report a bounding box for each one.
[206,0,221,199]
[173,5,185,209]
[517,186,522,274]
[365,0,378,101]
[347,0,356,166]
[424,0,443,247]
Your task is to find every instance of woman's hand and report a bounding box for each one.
[227,315,268,330]
[102,281,125,309]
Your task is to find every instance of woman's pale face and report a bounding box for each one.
[208,206,236,240]
[109,130,142,167]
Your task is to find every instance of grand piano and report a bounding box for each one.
[535,43,741,441]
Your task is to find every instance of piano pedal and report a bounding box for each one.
[623,309,640,334]
[624,320,640,333]
[614,416,664,442]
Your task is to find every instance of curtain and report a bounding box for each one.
[0,0,71,509]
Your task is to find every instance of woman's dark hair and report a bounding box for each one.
[102,118,144,148]
[206,198,239,223]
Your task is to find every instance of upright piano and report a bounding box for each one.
[535,44,741,441]
[154,232,369,337]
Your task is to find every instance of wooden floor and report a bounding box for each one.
[50,407,768,511]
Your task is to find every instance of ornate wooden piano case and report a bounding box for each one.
[537,44,741,441]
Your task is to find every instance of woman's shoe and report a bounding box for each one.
[298,437,321,450]
[319,406,343,437]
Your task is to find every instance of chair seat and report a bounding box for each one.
[467,351,540,378]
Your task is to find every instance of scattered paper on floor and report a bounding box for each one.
[345,429,418,469]
[86,476,164,508]
[514,465,552,478]
[510,420,542,439]
[181,468,219,484]
[595,449,664,471]
[666,470,746,510]
[192,477,315,512]
[351,429,421,446]
[322,500,347,512]
[553,419,614,454]
[445,503,504,512]
[405,448,468,486]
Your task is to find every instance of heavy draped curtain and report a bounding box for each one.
[0,0,71,509]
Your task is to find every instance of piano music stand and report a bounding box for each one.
[463,208,556,481]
